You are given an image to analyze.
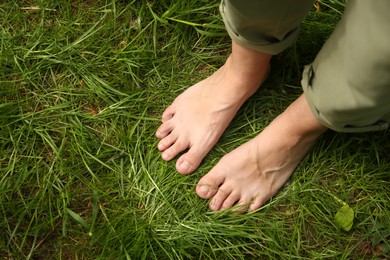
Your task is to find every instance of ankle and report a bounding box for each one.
[271,95,327,145]
[226,55,271,85]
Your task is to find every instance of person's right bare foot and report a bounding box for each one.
[156,42,272,174]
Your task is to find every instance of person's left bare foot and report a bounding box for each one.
[196,95,327,212]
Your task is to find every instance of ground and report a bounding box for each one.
[0,0,389,258]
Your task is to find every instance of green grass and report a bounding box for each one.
[1,0,389,258]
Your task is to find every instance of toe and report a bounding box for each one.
[196,176,223,199]
[156,121,173,139]
[234,196,252,213]
[248,195,266,212]
[161,138,188,161]
[157,132,178,151]
[176,146,207,175]
[221,192,240,210]
[161,105,175,123]
[209,187,231,211]
[196,183,218,199]
[196,168,226,198]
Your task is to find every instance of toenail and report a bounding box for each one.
[198,185,210,194]
[210,199,217,210]
[179,161,191,172]
[162,153,169,160]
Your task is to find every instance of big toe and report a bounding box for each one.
[176,147,207,175]
[196,174,223,199]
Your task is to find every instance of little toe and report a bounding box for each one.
[248,195,266,212]
[161,138,188,161]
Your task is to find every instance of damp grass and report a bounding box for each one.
[1,0,389,258]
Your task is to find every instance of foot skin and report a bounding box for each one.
[156,43,271,174]
[196,95,327,212]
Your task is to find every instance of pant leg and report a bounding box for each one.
[302,1,390,132]
[220,0,314,55]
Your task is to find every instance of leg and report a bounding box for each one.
[156,0,314,175]
[196,1,390,212]
[302,1,390,132]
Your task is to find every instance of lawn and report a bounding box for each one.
[1,0,389,258]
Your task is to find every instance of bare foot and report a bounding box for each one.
[196,95,327,212]
[156,42,271,174]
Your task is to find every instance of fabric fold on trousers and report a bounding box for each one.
[301,0,390,132]
[220,0,313,55]
[221,0,390,132]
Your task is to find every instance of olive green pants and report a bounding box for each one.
[220,0,390,132]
